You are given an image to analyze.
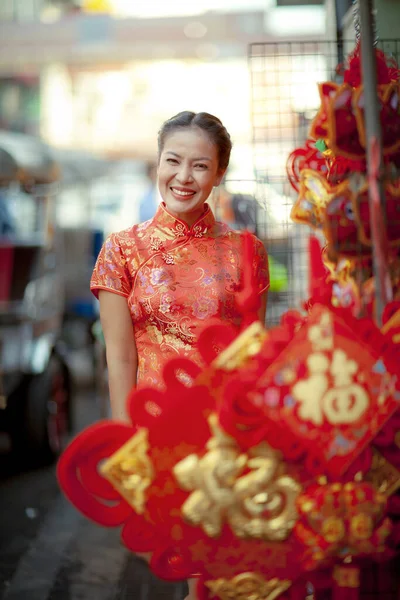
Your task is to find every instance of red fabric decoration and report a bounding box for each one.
[287,139,327,192]
[57,421,135,526]
[235,230,263,328]
[343,43,399,88]
[327,84,366,160]
[309,82,339,141]
[295,482,392,571]
[57,300,400,594]
[251,304,400,478]
[308,236,330,300]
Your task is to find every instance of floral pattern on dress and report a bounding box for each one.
[192,296,219,320]
[90,203,269,389]
[150,268,172,287]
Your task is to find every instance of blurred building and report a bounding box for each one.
[0,1,327,157]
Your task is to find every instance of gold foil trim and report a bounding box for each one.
[206,573,291,600]
[100,428,154,514]
[333,565,360,588]
[365,448,400,496]
[173,414,301,540]
[212,321,267,372]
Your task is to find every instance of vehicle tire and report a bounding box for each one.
[22,355,72,464]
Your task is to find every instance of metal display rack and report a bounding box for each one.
[248,34,400,326]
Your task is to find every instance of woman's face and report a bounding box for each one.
[158,126,225,226]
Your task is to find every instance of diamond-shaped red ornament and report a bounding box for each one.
[253,305,400,478]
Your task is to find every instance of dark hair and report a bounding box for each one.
[158,111,232,171]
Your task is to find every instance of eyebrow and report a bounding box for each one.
[165,151,212,162]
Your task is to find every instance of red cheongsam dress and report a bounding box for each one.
[90,202,269,389]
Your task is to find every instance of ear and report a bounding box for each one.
[215,169,226,187]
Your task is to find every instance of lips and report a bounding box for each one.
[170,186,196,199]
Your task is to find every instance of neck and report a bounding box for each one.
[163,205,207,228]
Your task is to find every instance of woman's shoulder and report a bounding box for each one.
[106,219,154,244]
[213,219,240,238]
[214,220,264,247]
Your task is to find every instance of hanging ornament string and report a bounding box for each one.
[352,0,378,46]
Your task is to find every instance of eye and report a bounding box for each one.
[166,158,179,164]
[195,163,208,170]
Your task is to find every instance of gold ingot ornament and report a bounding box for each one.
[100,428,154,514]
[206,572,291,600]
[173,414,301,541]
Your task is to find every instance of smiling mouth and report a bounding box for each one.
[170,187,196,198]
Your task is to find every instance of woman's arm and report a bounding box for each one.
[98,290,137,423]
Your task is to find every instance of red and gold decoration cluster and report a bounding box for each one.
[287,45,400,318]
[57,299,400,599]
[287,45,400,192]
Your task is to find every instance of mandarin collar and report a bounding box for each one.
[153,202,216,238]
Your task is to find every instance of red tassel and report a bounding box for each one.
[368,136,393,312]
[235,230,261,327]
[332,565,360,600]
[308,235,327,299]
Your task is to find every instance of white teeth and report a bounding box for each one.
[171,188,195,197]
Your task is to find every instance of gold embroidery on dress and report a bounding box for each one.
[174,221,186,237]
[192,224,207,238]
[173,414,300,540]
[205,572,291,600]
[161,253,175,264]
[150,237,164,252]
[100,428,154,514]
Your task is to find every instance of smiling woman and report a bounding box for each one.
[157,112,229,225]
[90,111,270,598]
[91,110,269,400]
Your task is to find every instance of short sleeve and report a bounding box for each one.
[90,232,132,299]
[253,236,270,295]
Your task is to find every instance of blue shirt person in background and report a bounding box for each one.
[138,162,159,223]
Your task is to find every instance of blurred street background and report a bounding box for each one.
[0,0,399,598]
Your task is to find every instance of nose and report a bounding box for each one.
[176,162,193,184]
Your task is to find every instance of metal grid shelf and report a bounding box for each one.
[248,39,400,326]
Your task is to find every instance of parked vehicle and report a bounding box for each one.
[0,131,72,464]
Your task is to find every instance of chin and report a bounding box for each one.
[168,199,204,215]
